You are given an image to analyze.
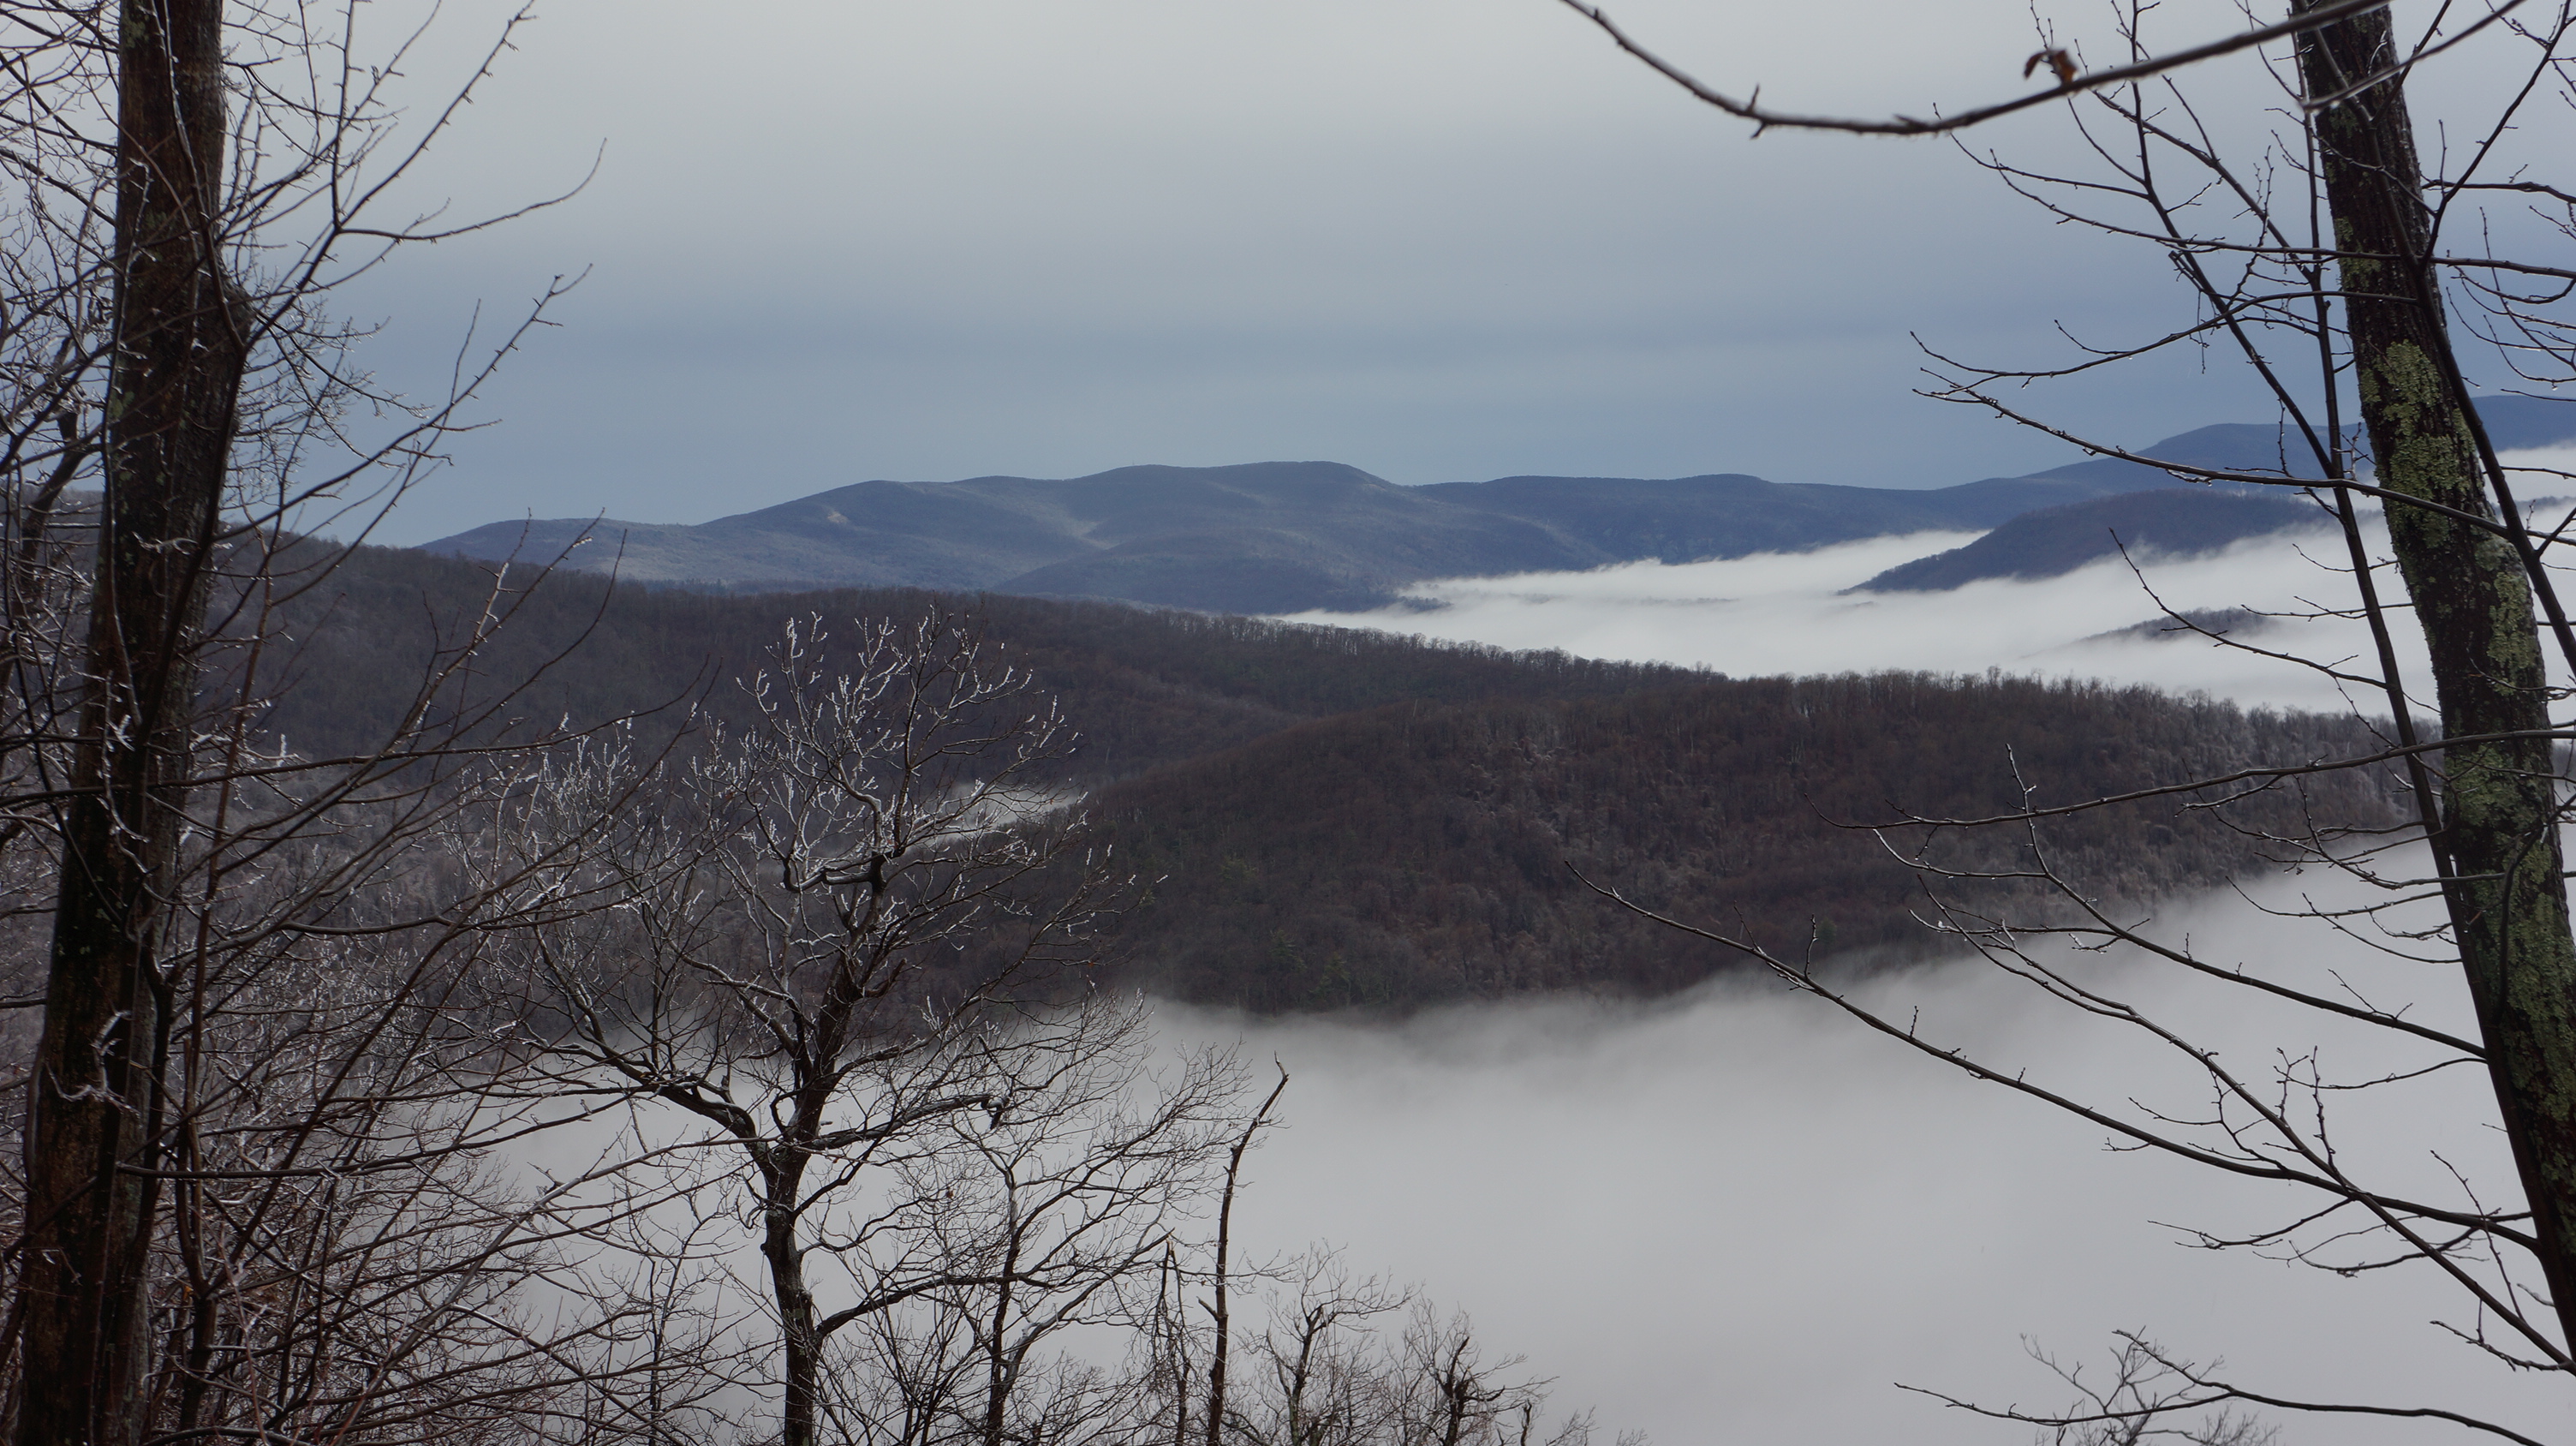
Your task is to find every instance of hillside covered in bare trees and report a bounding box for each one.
[250,544,2398,1011]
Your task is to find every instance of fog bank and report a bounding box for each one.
[1226,463,2576,1440]
[1160,862,2564,1444]
[1284,457,2576,716]
[1281,522,2424,715]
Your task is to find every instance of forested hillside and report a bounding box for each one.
[1090,674,2393,1009]
[249,543,1694,778]
[258,545,2394,1009]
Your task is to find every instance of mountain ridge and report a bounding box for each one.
[424,397,2576,614]
[1852,489,2334,593]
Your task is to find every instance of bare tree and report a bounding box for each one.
[20,7,255,1431]
[1562,0,2576,1436]
[0,3,649,1443]
[790,996,1246,1446]
[1200,1068,1291,1446]
[1913,1335,2280,1446]
[1229,1253,1410,1446]
[1189,1279,1617,1446]
[526,612,1259,1446]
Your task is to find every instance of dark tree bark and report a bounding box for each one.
[1203,1068,1287,1446]
[2293,0,2576,1356]
[762,1149,826,1446]
[17,3,247,1443]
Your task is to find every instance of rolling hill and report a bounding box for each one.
[247,544,2399,1010]
[420,397,2576,613]
[1852,489,2333,592]
[1089,673,2393,1009]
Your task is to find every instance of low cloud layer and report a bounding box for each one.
[1284,451,2576,723]
[1284,513,2422,715]
[1251,494,2576,1439]
[1164,862,2554,1443]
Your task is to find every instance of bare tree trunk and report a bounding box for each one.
[2293,0,2576,1354]
[980,1225,1022,1446]
[1204,1069,1287,1446]
[18,3,245,1444]
[766,1161,826,1446]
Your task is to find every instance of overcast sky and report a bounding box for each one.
[337,0,2543,543]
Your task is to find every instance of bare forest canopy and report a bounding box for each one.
[253,544,2400,1012]
[1086,674,2395,1010]
[241,543,1697,776]
[415,398,2576,614]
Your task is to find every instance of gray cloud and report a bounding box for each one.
[330,0,2420,544]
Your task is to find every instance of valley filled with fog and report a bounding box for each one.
[559,903,2545,1445]
[1285,455,2576,720]
[1286,522,2394,715]
[30,0,2576,1439]
[1225,469,2576,1442]
[1156,853,2555,1445]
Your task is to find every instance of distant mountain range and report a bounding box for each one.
[424,397,2576,614]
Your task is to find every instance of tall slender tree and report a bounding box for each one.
[20,4,245,1443]
[2288,0,2576,1354]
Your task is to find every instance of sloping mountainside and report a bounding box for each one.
[422,397,2576,614]
[1088,676,2393,1009]
[253,546,2396,1010]
[1853,489,2332,592]
[247,544,1699,781]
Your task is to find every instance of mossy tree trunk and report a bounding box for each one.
[2293,0,2576,1357]
[17,3,246,1443]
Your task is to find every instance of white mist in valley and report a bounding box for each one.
[1238,481,2576,1443]
[1280,526,2421,714]
[1160,862,2561,1443]
[1277,451,2576,719]
[1273,509,2529,719]
[529,876,2555,1444]
[537,470,2576,1441]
